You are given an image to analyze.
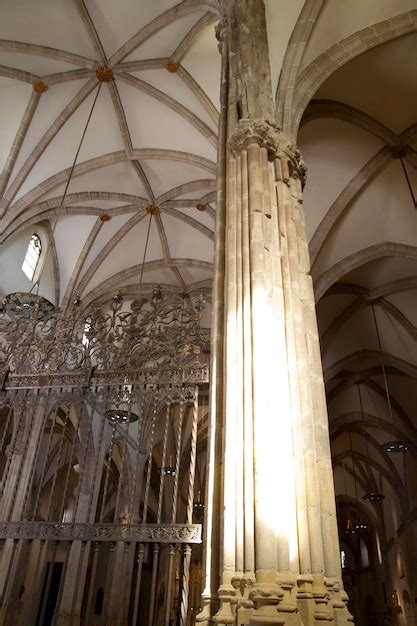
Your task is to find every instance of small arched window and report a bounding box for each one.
[22,234,42,281]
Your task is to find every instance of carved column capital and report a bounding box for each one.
[214,14,227,54]
[215,12,227,53]
[228,118,307,184]
[5,441,26,457]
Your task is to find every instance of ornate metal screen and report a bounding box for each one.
[0,289,209,626]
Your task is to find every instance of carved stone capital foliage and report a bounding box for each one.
[228,118,307,184]
[215,15,227,51]
[214,3,227,53]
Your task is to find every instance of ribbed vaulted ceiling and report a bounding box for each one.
[1,0,417,535]
[0,0,221,311]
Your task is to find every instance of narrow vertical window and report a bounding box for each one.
[22,234,42,281]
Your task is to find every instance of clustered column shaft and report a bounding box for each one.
[198,1,353,625]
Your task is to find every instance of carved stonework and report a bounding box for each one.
[32,80,48,94]
[212,584,237,625]
[0,521,202,543]
[326,578,354,624]
[6,366,209,390]
[276,575,298,616]
[312,579,333,622]
[249,584,286,625]
[165,60,178,73]
[95,66,113,82]
[231,574,256,624]
[1,288,209,380]
[228,118,281,156]
[146,204,160,215]
[391,146,408,159]
[215,11,227,53]
[228,118,307,184]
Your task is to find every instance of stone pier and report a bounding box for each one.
[198,2,353,625]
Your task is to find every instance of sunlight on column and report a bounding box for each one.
[251,282,297,573]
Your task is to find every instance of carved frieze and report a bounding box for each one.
[4,365,209,390]
[0,521,202,543]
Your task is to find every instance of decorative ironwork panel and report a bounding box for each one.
[0,288,210,376]
[0,521,202,543]
[3,365,209,390]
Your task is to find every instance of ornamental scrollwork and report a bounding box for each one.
[0,287,210,378]
[0,522,202,543]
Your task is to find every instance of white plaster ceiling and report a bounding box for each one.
[264,0,304,99]
[0,0,220,311]
[315,32,417,134]
[301,0,417,69]
[1,0,417,532]
[297,23,417,524]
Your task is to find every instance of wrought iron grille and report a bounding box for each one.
[0,288,209,626]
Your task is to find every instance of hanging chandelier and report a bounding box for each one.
[344,432,368,534]
[105,378,139,424]
[160,460,177,477]
[362,491,385,502]
[1,290,55,321]
[193,491,205,518]
[382,440,408,453]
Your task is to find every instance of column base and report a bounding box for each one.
[326,578,354,625]
[212,583,236,625]
[312,574,334,623]
[248,583,286,625]
[201,573,354,626]
[196,594,218,626]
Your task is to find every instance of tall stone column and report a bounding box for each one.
[103,439,149,625]
[0,390,49,625]
[53,407,105,626]
[198,1,353,625]
[0,391,48,523]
